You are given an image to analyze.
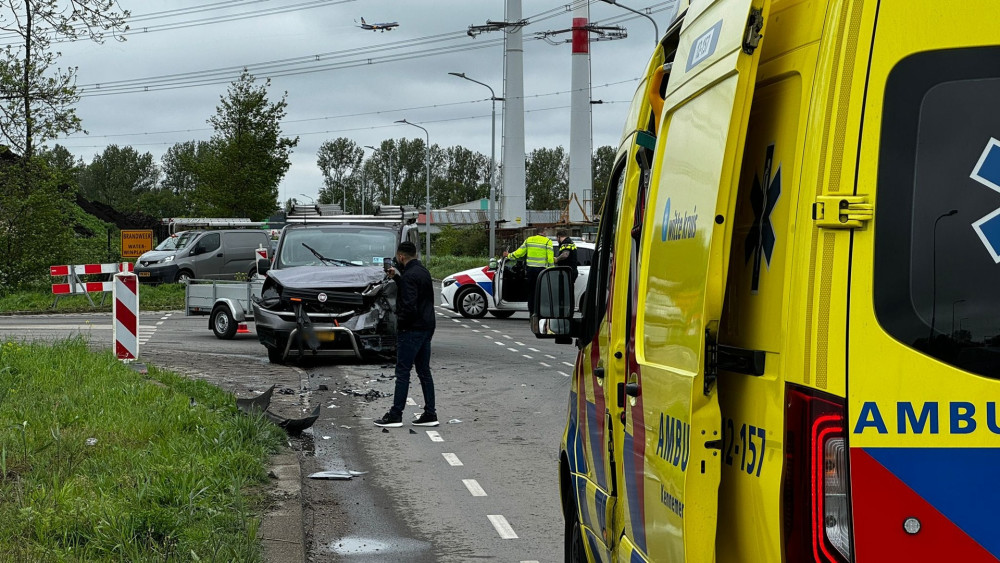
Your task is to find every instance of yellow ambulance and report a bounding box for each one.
[534,0,1000,561]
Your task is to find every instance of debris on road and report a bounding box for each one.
[448,419,462,424]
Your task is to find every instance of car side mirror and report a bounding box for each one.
[189,246,201,256]
[532,266,577,343]
[257,258,270,276]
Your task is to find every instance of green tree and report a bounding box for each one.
[196,70,298,219]
[316,137,362,209]
[0,157,76,289]
[591,145,616,215]
[436,146,488,207]
[526,146,568,210]
[160,140,211,210]
[0,1,128,158]
[78,144,159,213]
[38,143,84,187]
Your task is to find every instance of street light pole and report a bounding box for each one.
[449,72,503,260]
[396,119,432,261]
[599,0,658,44]
[930,209,958,341]
[952,299,967,337]
[365,145,394,206]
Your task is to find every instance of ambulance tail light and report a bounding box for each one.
[783,384,853,563]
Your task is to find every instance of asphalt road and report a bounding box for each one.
[0,292,578,562]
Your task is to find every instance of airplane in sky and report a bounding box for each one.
[356,17,399,32]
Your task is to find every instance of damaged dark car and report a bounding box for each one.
[252,222,408,363]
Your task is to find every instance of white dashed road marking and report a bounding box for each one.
[562,362,574,367]
[514,341,524,346]
[507,348,519,353]
[559,371,570,377]
[522,355,533,359]
[442,453,463,466]
[488,515,519,539]
[426,431,444,442]
[539,362,551,368]
[463,479,488,497]
[503,335,512,339]
[546,354,556,359]
[528,348,540,352]
[495,341,504,346]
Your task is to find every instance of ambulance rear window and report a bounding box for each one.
[874,47,1000,379]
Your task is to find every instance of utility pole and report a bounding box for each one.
[449,72,502,259]
[469,2,528,228]
[538,14,625,223]
[396,119,432,261]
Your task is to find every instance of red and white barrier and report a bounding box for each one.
[113,272,139,361]
[50,262,134,307]
[50,262,133,277]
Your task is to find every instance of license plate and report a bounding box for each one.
[316,332,337,342]
[138,271,150,277]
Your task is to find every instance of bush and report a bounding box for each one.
[433,225,489,257]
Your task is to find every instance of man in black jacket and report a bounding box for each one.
[375,241,439,428]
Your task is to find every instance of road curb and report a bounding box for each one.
[262,450,306,563]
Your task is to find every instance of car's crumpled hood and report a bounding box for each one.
[268,265,387,288]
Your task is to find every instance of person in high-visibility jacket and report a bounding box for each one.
[504,226,554,316]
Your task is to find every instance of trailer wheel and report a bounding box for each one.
[211,305,238,339]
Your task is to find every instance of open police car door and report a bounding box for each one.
[624,0,768,560]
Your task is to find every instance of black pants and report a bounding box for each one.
[390,329,435,416]
[526,267,544,316]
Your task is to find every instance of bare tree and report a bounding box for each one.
[0,0,129,157]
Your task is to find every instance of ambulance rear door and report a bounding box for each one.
[850,1,1000,561]
[625,0,769,560]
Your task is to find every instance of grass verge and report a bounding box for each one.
[0,283,185,315]
[0,337,286,561]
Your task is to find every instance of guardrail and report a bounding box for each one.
[50,262,135,308]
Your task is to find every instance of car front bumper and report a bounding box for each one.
[135,264,179,284]
[253,303,395,360]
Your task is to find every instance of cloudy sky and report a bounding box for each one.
[55,0,681,205]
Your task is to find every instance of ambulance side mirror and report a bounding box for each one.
[532,267,578,344]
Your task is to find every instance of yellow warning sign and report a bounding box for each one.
[120,230,154,258]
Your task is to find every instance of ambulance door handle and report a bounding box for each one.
[593,367,605,379]
[624,383,640,397]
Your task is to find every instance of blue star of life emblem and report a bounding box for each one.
[745,144,781,293]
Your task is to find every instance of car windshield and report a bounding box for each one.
[155,231,195,251]
[277,226,397,268]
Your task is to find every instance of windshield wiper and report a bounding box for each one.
[300,243,349,266]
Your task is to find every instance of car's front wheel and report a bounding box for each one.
[456,286,488,318]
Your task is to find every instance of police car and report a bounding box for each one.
[440,240,593,318]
